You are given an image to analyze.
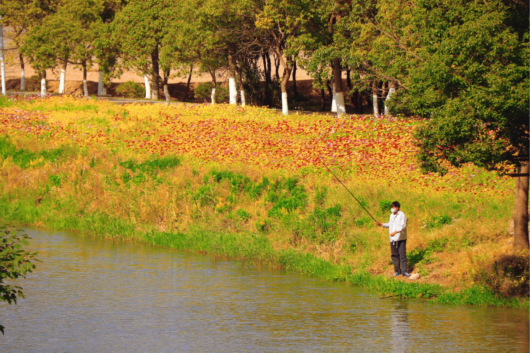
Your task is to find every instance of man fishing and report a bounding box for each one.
[319,161,409,277]
[376,202,409,277]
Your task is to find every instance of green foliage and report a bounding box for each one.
[314,186,327,206]
[423,215,453,229]
[407,237,450,270]
[0,136,71,169]
[355,216,372,228]
[119,156,181,174]
[30,103,98,112]
[193,185,215,206]
[48,174,63,187]
[379,200,392,214]
[193,83,228,103]
[0,227,38,334]
[235,209,252,222]
[267,178,308,218]
[115,81,145,98]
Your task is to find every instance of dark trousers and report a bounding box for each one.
[391,240,407,274]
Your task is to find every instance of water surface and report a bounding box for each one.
[1,229,528,352]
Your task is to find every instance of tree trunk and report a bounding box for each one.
[326,80,333,109]
[274,54,280,80]
[357,90,363,114]
[320,89,326,110]
[372,81,379,117]
[40,71,46,97]
[209,69,217,105]
[292,60,298,100]
[59,59,67,94]
[347,69,356,110]
[280,61,293,116]
[331,82,337,112]
[163,85,170,106]
[385,81,396,116]
[264,54,272,83]
[333,58,346,116]
[162,69,170,105]
[98,71,106,95]
[144,75,151,99]
[236,66,245,107]
[0,18,5,96]
[82,62,88,97]
[261,54,266,106]
[228,45,237,105]
[513,162,529,252]
[151,48,160,100]
[184,64,193,102]
[20,54,25,91]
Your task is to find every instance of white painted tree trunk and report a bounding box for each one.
[144,75,150,99]
[163,84,170,106]
[21,68,25,91]
[98,71,104,95]
[211,88,216,105]
[83,80,88,97]
[331,83,337,112]
[229,77,237,105]
[335,91,346,117]
[0,19,5,96]
[240,90,245,107]
[384,87,396,116]
[373,94,379,117]
[59,69,66,94]
[282,92,289,116]
[40,78,47,97]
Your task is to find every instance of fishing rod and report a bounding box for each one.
[319,159,378,223]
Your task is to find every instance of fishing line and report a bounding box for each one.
[318,159,378,223]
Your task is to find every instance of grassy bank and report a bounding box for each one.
[2,197,524,308]
[0,95,527,308]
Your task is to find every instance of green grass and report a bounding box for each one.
[0,196,527,310]
[0,136,77,169]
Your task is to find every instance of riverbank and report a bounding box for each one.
[1,198,525,308]
[0,95,527,309]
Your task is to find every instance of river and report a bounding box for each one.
[1,229,528,352]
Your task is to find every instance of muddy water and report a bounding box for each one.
[1,229,528,352]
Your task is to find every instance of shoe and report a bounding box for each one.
[395,272,400,277]
[403,272,409,277]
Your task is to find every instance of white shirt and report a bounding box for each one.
[383,210,407,242]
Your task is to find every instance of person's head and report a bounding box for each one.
[391,201,400,214]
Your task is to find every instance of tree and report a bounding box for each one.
[351,0,529,249]
[112,0,178,100]
[1,0,60,93]
[256,0,317,115]
[0,227,38,334]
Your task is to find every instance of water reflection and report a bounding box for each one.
[391,301,410,353]
[0,229,528,352]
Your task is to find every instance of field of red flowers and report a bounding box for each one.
[0,95,513,199]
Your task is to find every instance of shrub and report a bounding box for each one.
[115,81,145,98]
[379,200,392,214]
[314,186,327,206]
[423,215,453,229]
[119,156,181,174]
[25,75,41,92]
[194,82,228,103]
[0,137,70,169]
[235,209,252,222]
